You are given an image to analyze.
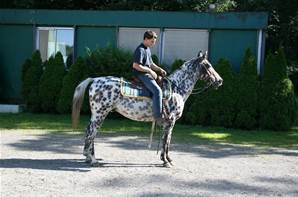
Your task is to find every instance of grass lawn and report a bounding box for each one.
[0,113,297,149]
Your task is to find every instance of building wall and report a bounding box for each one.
[76,27,117,56]
[210,30,258,71]
[0,10,268,102]
[0,24,34,102]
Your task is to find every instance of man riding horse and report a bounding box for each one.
[132,30,167,125]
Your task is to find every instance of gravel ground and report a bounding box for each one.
[1,130,298,197]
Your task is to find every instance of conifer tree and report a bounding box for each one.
[39,52,66,113]
[57,57,90,113]
[22,51,43,112]
[234,48,258,129]
[260,48,297,130]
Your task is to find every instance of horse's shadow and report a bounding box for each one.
[97,161,163,168]
[0,158,91,172]
[0,158,163,171]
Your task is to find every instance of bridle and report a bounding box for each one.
[164,58,217,95]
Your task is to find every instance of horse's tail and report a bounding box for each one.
[72,78,94,128]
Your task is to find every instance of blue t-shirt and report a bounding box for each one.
[133,43,153,75]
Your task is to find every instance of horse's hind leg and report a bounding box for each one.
[83,120,100,166]
[83,106,113,167]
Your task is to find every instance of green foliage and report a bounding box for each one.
[57,57,91,113]
[235,0,298,61]
[2,0,237,12]
[260,48,297,130]
[21,58,31,82]
[185,80,212,126]
[209,59,237,127]
[22,51,43,112]
[186,58,236,128]
[234,48,258,129]
[39,52,66,113]
[85,46,133,79]
[151,54,159,64]
[288,61,298,95]
[170,59,184,73]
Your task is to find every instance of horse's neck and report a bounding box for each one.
[168,62,200,101]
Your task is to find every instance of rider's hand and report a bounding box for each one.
[160,69,167,77]
[150,70,158,80]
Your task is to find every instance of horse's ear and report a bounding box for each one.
[203,51,208,59]
[197,51,203,58]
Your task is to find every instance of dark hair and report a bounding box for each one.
[143,30,157,40]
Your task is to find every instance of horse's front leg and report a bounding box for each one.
[160,121,175,168]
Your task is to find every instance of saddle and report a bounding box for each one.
[120,76,172,100]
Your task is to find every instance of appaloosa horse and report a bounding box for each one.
[72,51,223,167]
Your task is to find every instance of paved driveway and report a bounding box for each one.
[1,130,298,197]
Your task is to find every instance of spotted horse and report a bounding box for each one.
[72,51,223,168]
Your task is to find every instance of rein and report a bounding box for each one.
[164,76,212,95]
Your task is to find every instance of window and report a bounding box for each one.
[118,27,161,59]
[36,27,74,65]
[162,29,209,65]
[118,28,209,66]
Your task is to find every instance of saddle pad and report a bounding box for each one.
[120,78,152,99]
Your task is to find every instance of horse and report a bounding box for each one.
[72,51,223,168]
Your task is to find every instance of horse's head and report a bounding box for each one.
[194,51,223,89]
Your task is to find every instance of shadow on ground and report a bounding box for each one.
[0,158,90,172]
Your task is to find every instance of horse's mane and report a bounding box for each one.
[168,58,196,80]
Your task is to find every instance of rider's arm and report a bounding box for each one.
[133,63,157,79]
[150,63,167,76]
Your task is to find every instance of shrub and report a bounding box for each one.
[85,46,133,79]
[170,59,184,73]
[39,52,66,113]
[259,48,297,130]
[151,54,159,64]
[234,48,258,129]
[208,58,237,127]
[21,58,31,82]
[288,61,298,95]
[57,57,91,113]
[185,58,236,127]
[184,80,213,125]
[22,51,43,112]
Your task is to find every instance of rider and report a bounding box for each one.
[132,30,167,123]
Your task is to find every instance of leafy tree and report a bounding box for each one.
[1,0,237,12]
[39,52,66,113]
[234,0,298,61]
[22,51,43,112]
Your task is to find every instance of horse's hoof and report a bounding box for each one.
[163,162,171,168]
[85,158,91,163]
[90,161,101,167]
[169,162,174,166]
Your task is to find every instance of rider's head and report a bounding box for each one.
[143,30,157,48]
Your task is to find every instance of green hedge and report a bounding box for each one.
[39,52,66,113]
[234,48,258,129]
[21,47,298,130]
[57,57,90,113]
[259,48,297,130]
[21,51,43,112]
[85,46,133,79]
